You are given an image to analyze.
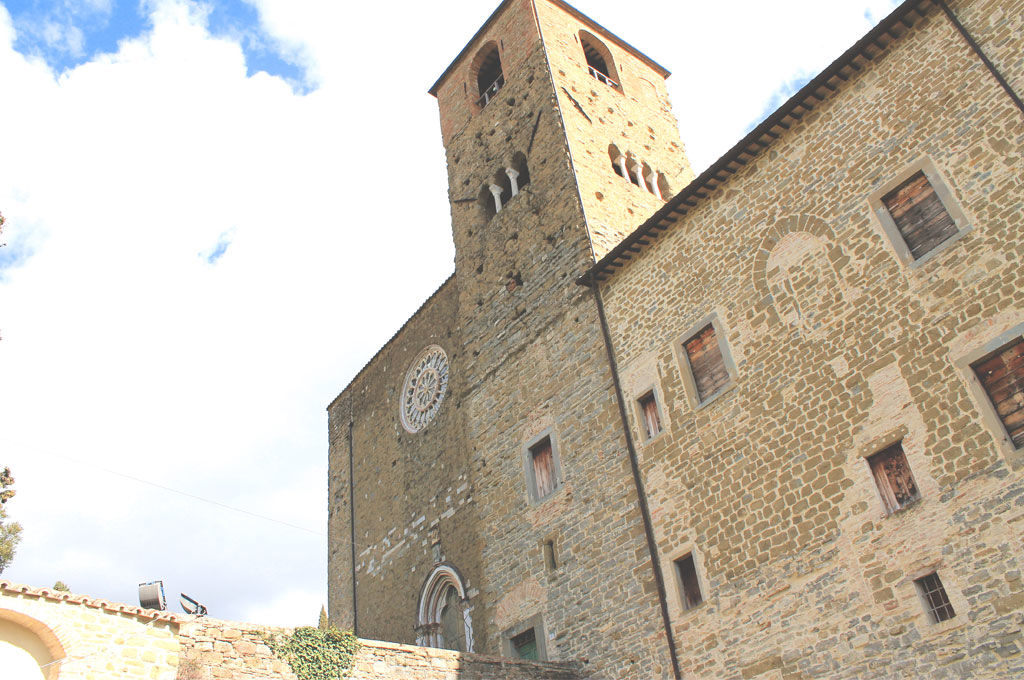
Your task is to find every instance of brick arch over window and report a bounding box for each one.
[471,41,504,109]
[0,608,67,679]
[579,30,620,89]
[415,563,474,653]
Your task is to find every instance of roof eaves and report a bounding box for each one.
[578,0,932,286]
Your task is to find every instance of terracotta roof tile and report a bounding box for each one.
[0,580,184,623]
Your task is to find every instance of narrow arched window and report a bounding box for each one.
[609,144,626,178]
[473,42,504,109]
[511,152,530,192]
[580,31,619,90]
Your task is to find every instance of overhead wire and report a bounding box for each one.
[0,437,325,537]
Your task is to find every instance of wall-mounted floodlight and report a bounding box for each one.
[138,581,167,611]
[180,592,208,616]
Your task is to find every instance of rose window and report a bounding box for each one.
[400,345,450,433]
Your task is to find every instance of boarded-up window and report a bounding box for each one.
[972,337,1024,449]
[684,324,731,403]
[510,628,538,660]
[675,554,703,610]
[868,442,920,514]
[639,391,662,440]
[531,437,557,499]
[881,171,958,260]
[915,572,956,623]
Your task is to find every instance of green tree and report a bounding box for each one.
[0,467,22,574]
[53,581,70,592]
[318,605,329,631]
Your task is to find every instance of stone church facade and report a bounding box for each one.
[327,0,1024,678]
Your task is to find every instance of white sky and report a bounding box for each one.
[0,0,901,626]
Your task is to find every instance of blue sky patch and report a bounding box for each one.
[746,73,814,134]
[203,232,232,264]
[0,239,33,280]
[3,0,305,87]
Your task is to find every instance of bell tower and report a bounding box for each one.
[425,1,690,674]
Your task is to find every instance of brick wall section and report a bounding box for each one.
[598,1,1024,677]
[348,639,582,679]
[950,0,1024,97]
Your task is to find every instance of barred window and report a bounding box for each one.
[915,572,956,623]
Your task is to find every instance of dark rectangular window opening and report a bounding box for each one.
[638,391,662,440]
[530,437,557,499]
[675,553,703,611]
[972,336,1024,450]
[684,324,730,403]
[510,628,538,660]
[542,539,557,572]
[867,441,920,514]
[881,171,958,260]
[915,572,956,623]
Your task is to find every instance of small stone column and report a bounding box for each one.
[505,168,520,197]
[489,184,504,213]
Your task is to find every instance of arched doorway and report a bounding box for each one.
[0,609,66,679]
[415,563,473,652]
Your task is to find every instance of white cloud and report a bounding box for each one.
[0,0,900,624]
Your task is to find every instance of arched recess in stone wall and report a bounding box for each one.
[415,563,473,653]
[751,214,851,331]
[0,609,66,679]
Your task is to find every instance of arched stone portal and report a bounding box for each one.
[415,563,473,653]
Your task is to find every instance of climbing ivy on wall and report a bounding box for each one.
[266,626,360,680]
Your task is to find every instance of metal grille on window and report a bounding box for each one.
[881,171,958,259]
[972,337,1024,449]
[684,325,730,403]
[915,572,956,623]
[867,442,920,513]
[531,438,556,499]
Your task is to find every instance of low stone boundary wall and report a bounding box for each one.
[349,638,583,679]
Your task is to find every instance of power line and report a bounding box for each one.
[1,437,325,538]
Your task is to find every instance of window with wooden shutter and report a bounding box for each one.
[972,337,1024,449]
[638,391,662,440]
[881,171,958,260]
[684,324,731,403]
[674,553,704,611]
[867,442,920,514]
[530,437,557,499]
[915,572,956,623]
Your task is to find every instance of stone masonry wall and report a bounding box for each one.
[348,638,582,680]
[438,1,674,676]
[599,1,1024,677]
[326,275,485,648]
[535,0,694,259]
[0,583,180,680]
